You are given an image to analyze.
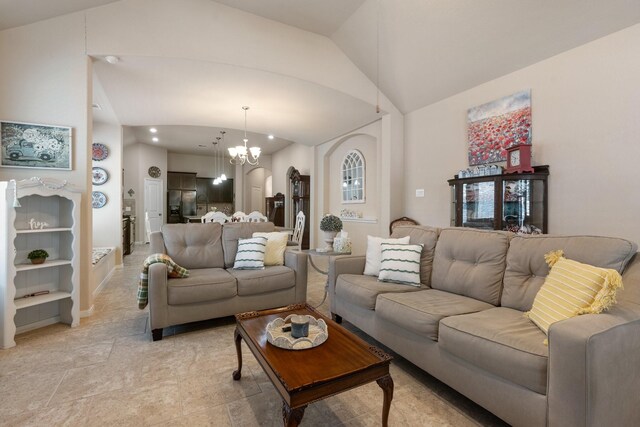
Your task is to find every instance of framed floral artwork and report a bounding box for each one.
[467,90,531,166]
[0,120,72,170]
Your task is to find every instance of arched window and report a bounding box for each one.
[341,150,365,203]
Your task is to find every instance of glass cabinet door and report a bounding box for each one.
[502,179,544,234]
[462,181,495,230]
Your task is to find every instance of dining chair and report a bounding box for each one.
[246,211,268,222]
[202,211,231,224]
[287,211,306,250]
[231,211,247,222]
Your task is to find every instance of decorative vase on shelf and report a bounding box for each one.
[322,231,338,251]
[30,258,45,265]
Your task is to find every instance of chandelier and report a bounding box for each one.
[228,106,260,166]
[212,132,227,185]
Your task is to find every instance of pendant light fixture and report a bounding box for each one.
[213,137,222,185]
[228,106,260,166]
[219,131,227,181]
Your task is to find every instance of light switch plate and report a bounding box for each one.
[416,189,425,197]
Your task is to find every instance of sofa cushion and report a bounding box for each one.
[378,243,423,286]
[161,223,224,269]
[439,307,548,394]
[222,222,275,268]
[233,236,268,270]
[502,235,638,311]
[335,274,423,310]
[363,235,410,276]
[390,225,440,286]
[228,266,295,296]
[167,268,236,305]
[253,231,289,266]
[431,228,511,305]
[376,290,494,341]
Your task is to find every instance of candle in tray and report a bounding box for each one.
[290,315,310,338]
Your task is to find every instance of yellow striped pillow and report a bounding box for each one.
[525,250,623,336]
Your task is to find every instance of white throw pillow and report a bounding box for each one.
[233,236,267,270]
[363,235,411,276]
[253,232,289,266]
[378,243,423,286]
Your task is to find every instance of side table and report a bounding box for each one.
[302,249,351,308]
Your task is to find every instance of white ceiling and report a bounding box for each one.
[126,125,293,156]
[5,0,640,153]
[333,0,640,112]
[212,0,366,36]
[93,56,379,147]
[0,0,119,30]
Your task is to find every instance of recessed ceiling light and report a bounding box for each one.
[268,134,274,140]
[152,137,159,142]
[149,128,157,133]
[105,55,119,64]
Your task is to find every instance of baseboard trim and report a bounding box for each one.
[80,306,95,318]
[16,316,61,334]
[93,267,115,299]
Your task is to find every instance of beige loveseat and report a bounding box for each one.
[328,226,640,427]
[148,222,308,340]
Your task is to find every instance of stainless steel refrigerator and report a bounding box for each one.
[167,190,196,223]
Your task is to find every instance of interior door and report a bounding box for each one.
[144,178,163,241]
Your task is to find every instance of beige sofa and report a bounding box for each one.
[328,226,640,427]
[148,222,308,340]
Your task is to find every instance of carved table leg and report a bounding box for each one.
[376,374,394,427]
[282,402,306,427]
[232,327,243,380]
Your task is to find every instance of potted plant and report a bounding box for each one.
[27,249,49,265]
[319,214,343,251]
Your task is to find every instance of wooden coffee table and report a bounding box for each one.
[233,303,394,426]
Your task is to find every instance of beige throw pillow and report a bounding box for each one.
[364,235,411,276]
[253,232,289,266]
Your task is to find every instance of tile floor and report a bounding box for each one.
[0,245,508,426]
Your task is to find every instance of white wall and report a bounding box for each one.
[0,14,93,312]
[123,143,168,242]
[92,121,123,263]
[315,121,384,254]
[244,167,269,213]
[234,155,272,213]
[403,24,640,245]
[272,144,314,196]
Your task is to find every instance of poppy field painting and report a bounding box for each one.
[467,90,531,166]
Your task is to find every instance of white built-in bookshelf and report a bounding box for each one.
[1,177,80,349]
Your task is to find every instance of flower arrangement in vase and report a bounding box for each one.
[27,249,49,265]
[319,214,343,251]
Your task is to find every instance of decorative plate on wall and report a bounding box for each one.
[148,166,161,178]
[92,191,107,208]
[92,167,109,185]
[92,143,109,161]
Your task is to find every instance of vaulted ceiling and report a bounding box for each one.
[2,0,640,152]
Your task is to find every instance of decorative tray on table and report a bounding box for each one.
[266,315,328,350]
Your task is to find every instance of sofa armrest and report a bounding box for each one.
[285,250,308,303]
[328,255,366,312]
[548,303,640,426]
[148,263,169,330]
[150,231,165,254]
